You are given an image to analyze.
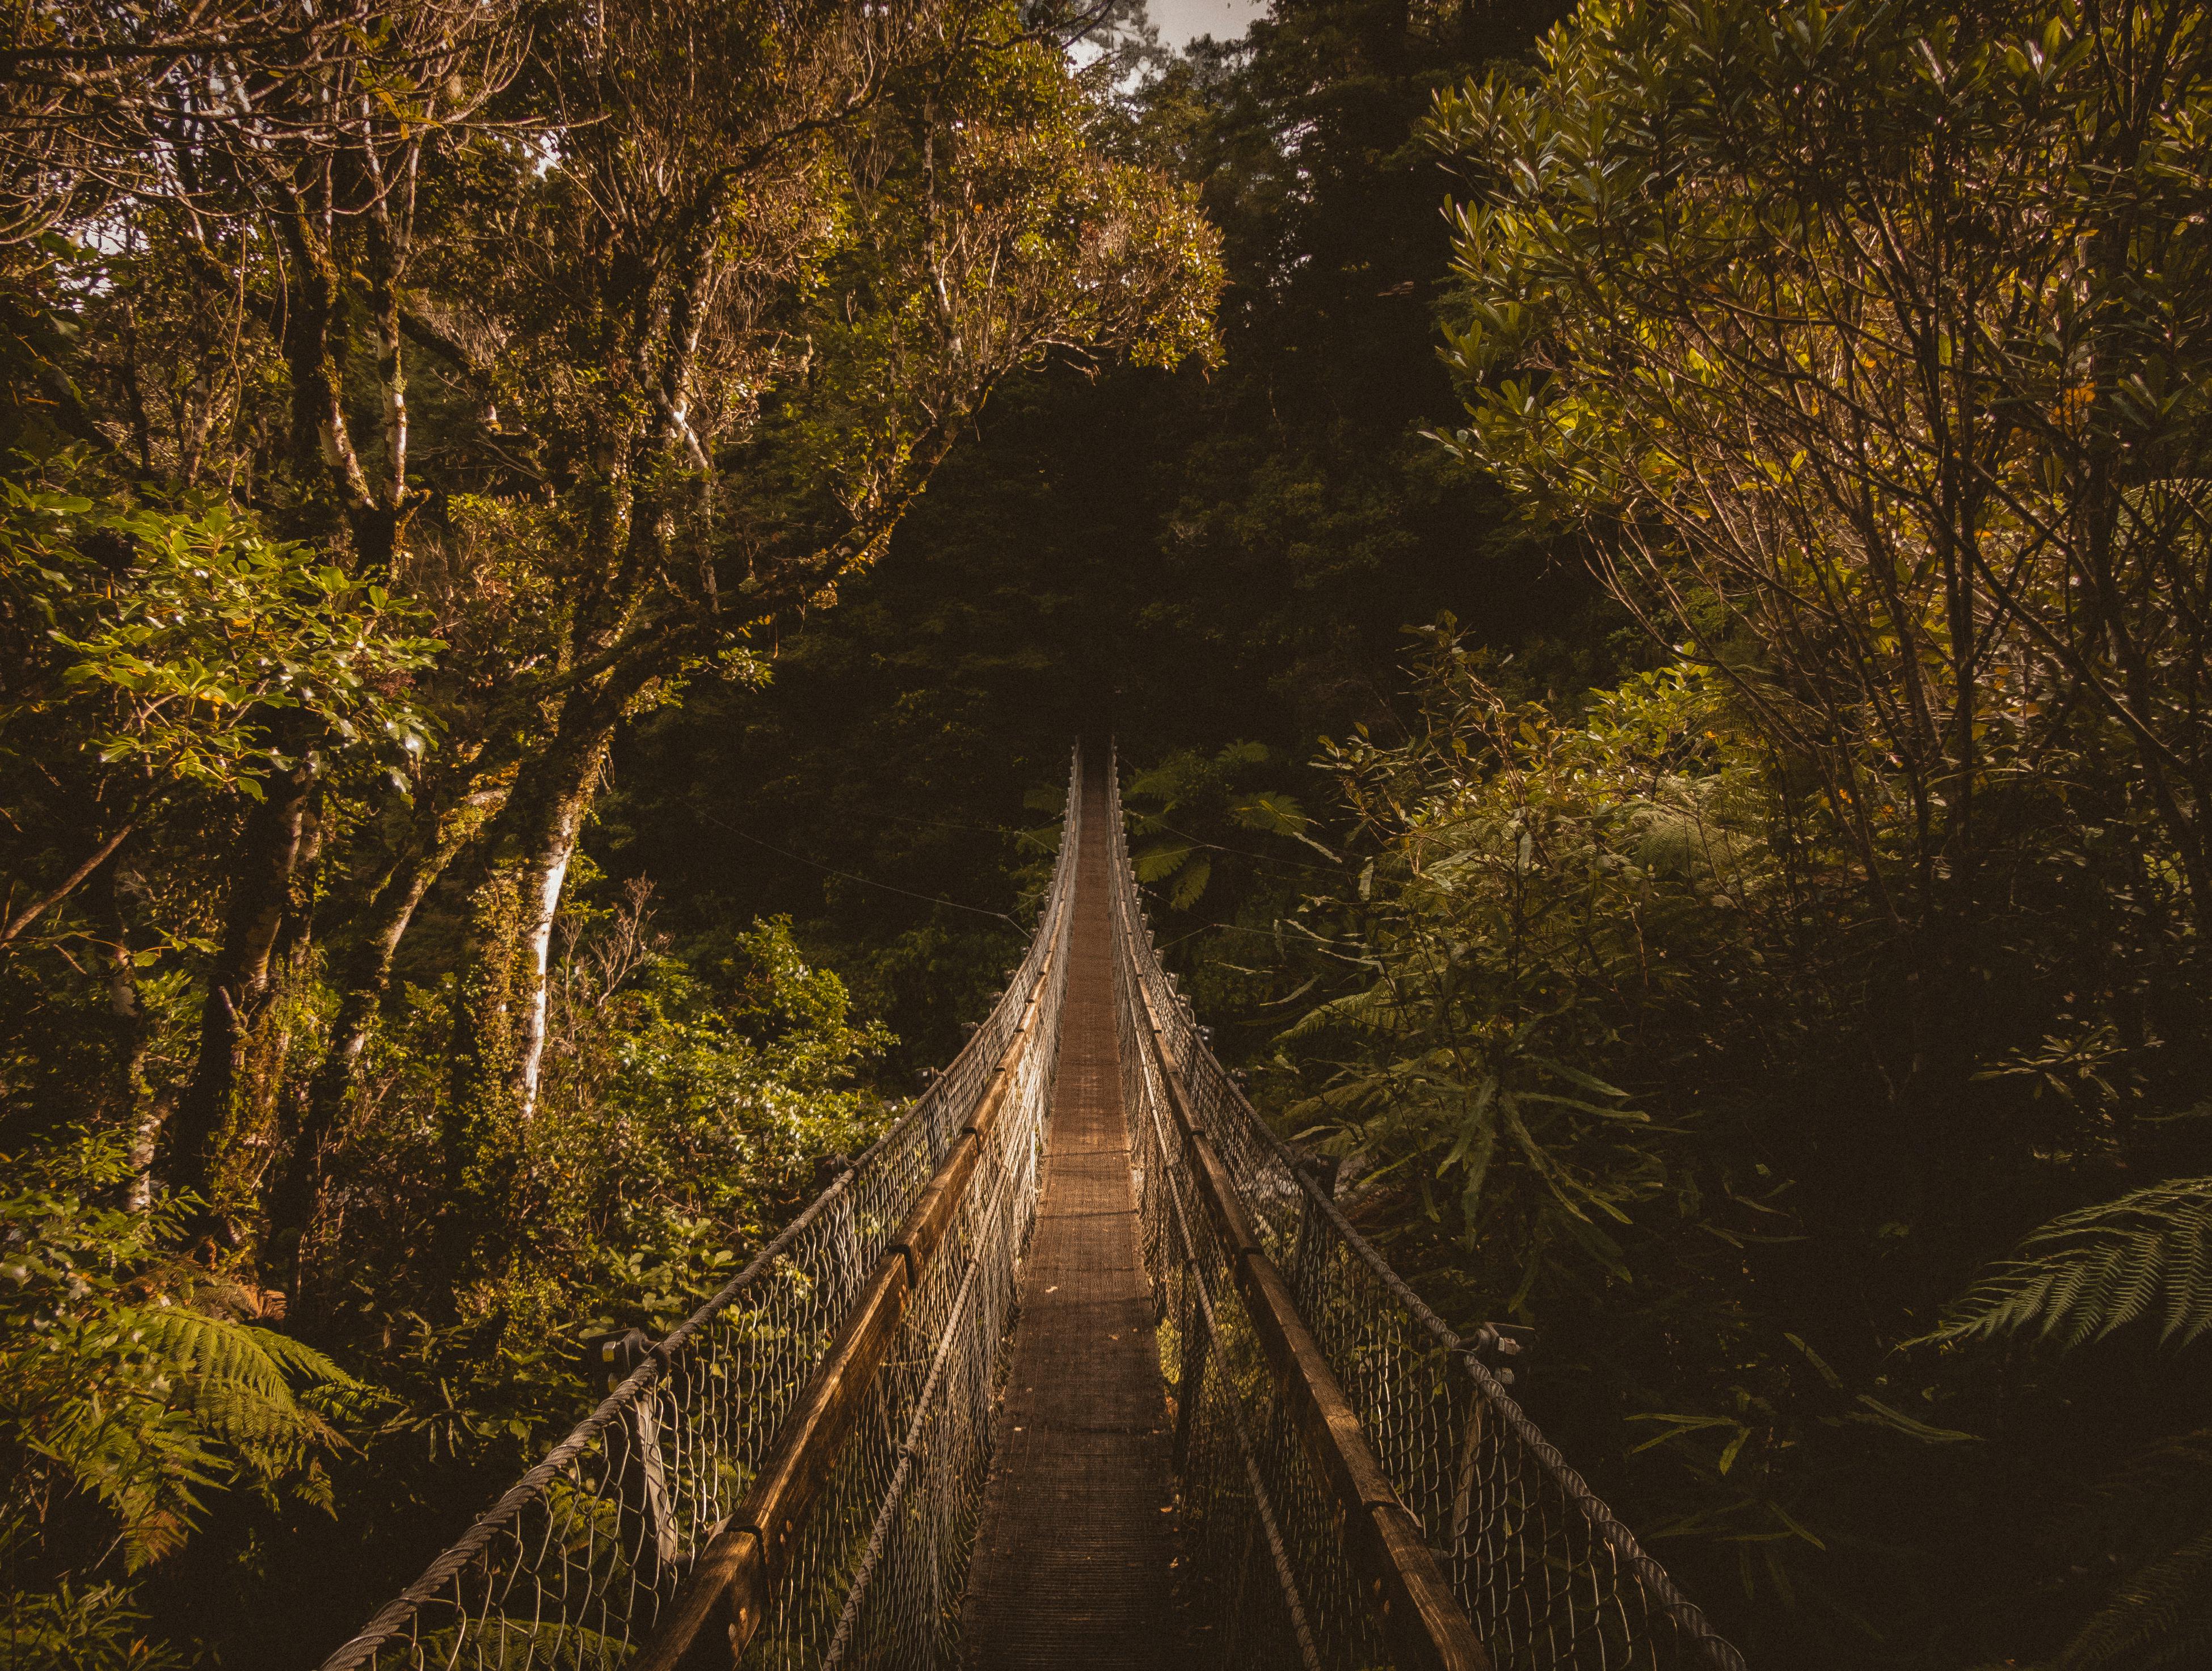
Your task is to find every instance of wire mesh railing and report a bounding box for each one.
[1103,759,1747,1671]
[310,749,1084,1671]
[313,739,1741,1671]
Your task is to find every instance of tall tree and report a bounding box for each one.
[1430,0,2212,936]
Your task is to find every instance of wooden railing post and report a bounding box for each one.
[1170,1251,1210,1472]
[587,1328,679,1587]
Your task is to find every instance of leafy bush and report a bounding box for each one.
[1284,641,1774,1269]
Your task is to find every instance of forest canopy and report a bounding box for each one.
[0,0,1220,1657]
[5,0,2212,1666]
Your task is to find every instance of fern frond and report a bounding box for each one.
[1918,1178,2212,1352]
[125,1308,356,1462]
[1168,855,1211,911]
[1279,983,1406,1042]
[2168,1204,2212,1347]
[2054,1527,2212,1671]
[1130,841,1193,883]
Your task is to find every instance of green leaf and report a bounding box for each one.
[1848,1395,1979,1444]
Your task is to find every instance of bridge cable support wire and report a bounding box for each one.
[306,741,1746,1671]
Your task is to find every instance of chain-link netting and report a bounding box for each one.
[1103,762,1747,1671]
[1116,958,1341,1671]
[314,743,1740,1671]
[311,753,1084,1671]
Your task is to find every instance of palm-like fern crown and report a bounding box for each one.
[1926,1178,2212,1353]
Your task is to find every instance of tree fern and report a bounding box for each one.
[1279,981,1409,1045]
[2051,1527,2212,1671]
[125,1308,356,1470]
[1920,1178,2212,1351]
[5,1133,363,1575]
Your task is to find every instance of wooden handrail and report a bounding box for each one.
[634,936,1063,1671]
[1129,973,1493,1671]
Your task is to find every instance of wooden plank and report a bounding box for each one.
[631,934,1064,1670]
[1235,1253,1486,1669]
[963,943,1054,1142]
[1233,1249,1381,1514]
[1136,1013,1263,1258]
[960,778,1190,1664]
[626,1260,913,1668]
[627,1526,764,1671]
[1366,1500,1486,1671]
[1189,1133,1263,1257]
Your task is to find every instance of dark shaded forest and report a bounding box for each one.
[6,1,2212,1667]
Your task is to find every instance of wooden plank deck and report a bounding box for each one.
[959,766,1189,1669]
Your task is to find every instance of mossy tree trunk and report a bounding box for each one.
[163,759,321,1232]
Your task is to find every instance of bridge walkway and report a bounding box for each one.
[310,744,1747,1671]
[960,764,1189,1667]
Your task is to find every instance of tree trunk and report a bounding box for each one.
[435,705,619,1286]
[514,813,583,1116]
[452,723,612,1117]
[90,854,165,1214]
[264,777,507,1311]
[164,757,320,1224]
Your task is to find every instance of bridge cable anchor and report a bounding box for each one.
[1469,1322,1533,1388]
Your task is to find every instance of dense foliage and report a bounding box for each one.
[608,0,1585,1065]
[1271,0,2212,1662]
[620,1,2212,1665]
[0,1,1218,1660]
[7,0,2212,1665]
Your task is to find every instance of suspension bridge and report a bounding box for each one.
[311,750,1746,1671]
